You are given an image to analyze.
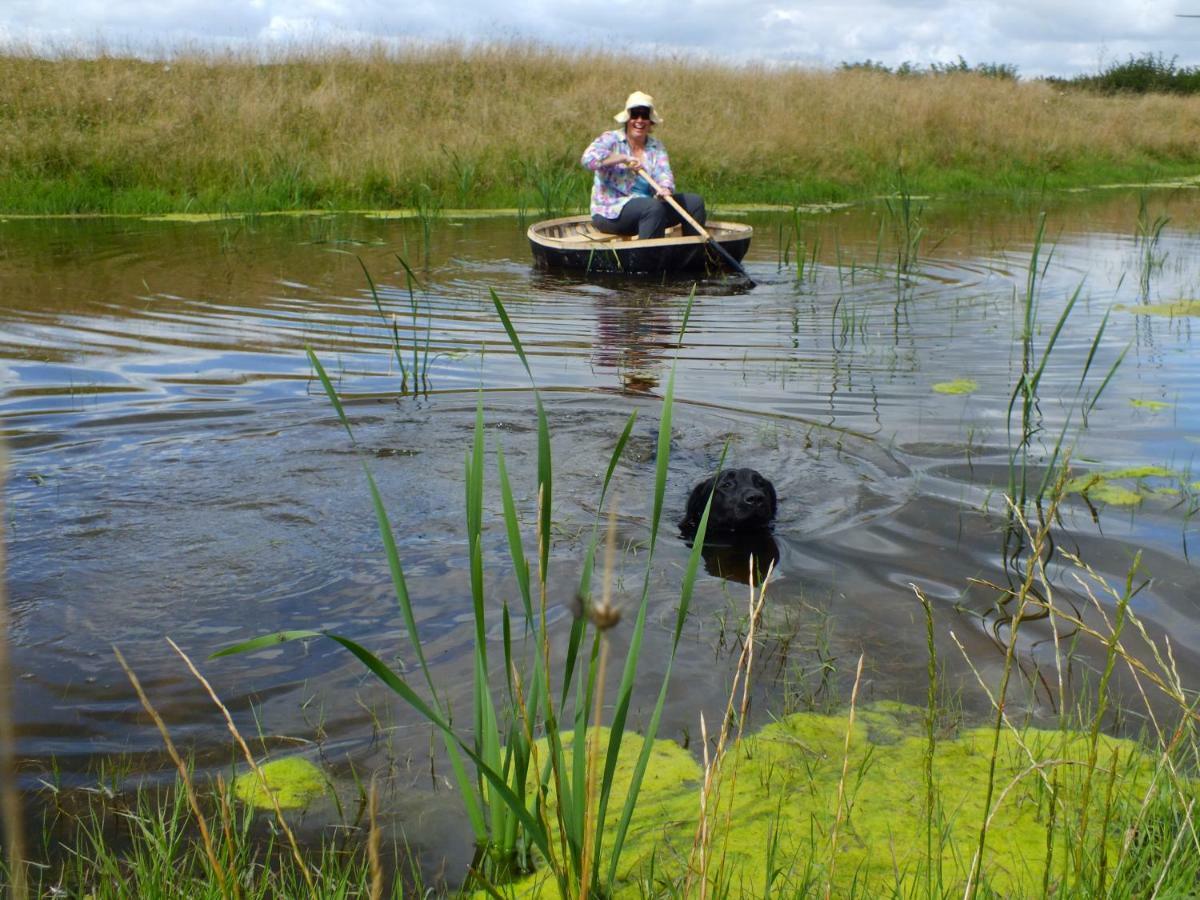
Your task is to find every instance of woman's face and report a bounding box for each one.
[625,106,653,141]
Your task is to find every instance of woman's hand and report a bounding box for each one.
[606,153,640,169]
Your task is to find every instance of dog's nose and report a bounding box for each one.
[743,490,765,507]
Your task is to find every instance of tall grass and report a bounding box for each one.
[2,44,1200,213]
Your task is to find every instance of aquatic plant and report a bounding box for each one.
[525,158,581,217]
[496,522,1200,896]
[231,757,326,810]
[357,255,433,395]
[780,207,821,283]
[884,177,926,277]
[445,146,479,209]
[1117,298,1200,317]
[932,378,977,395]
[1005,214,1128,512]
[411,183,442,264]
[1135,192,1170,297]
[219,288,727,894]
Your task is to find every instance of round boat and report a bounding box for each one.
[528,215,752,275]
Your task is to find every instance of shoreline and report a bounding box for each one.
[3,174,1199,222]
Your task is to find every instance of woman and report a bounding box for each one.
[581,91,707,240]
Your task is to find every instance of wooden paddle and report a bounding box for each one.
[636,168,754,284]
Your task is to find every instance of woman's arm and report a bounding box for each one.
[649,142,676,193]
[582,131,638,171]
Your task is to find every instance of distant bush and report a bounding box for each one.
[1049,53,1200,95]
[840,55,1019,80]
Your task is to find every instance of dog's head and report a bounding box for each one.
[679,467,777,537]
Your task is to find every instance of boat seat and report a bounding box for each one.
[579,223,682,242]
[580,226,636,242]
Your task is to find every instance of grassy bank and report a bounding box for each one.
[1,43,1199,215]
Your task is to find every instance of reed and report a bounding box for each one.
[959,492,1200,898]
[2,44,1200,213]
[1004,213,1127,519]
[218,286,727,894]
[883,177,925,277]
[1135,192,1170,298]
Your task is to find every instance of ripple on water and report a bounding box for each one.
[3,200,1199,812]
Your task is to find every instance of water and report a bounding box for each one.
[3,192,1199,872]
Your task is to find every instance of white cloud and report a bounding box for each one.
[2,0,1199,76]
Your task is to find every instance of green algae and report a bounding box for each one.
[931,378,978,395]
[1116,299,1200,317]
[1130,398,1172,411]
[500,703,1169,897]
[142,212,245,223]
[1098,465,1175,479]
[232,757,326,810]
[1065,465,1181,507]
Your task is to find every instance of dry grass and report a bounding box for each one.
[1,42,1199,212]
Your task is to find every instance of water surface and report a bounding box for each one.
[4,191,1199,872]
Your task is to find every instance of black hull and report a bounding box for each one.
[527,215,753,276]
[530,237,750,275]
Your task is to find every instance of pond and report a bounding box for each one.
[3,189,1199,878]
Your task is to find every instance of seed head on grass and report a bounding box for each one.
[570,499,624,633]
[570,590,623,632]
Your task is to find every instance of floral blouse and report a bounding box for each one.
[581,129,676,219]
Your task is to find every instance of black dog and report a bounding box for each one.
[679,468,777,537]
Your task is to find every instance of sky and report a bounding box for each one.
[2,0,1199,78]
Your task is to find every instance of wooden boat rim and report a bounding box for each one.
[528,214,752,250]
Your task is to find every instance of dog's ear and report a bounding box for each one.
[679,476,715,534]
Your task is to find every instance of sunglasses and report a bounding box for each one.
[627,107,653,121]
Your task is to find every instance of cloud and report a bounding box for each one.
[2,0,1199,76]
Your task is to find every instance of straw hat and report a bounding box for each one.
[614,90,662,125]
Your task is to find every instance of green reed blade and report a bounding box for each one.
[305,347,354,443]
[467,396,488,672]
[604,444,725,888]
[1087,343,1130,415]
[500,598,515,699]
[210,630,324,657]
[320,633,539,855]
[564,411,637,706]
[1034,411,1075,502]
[592,356,680,878]
[1077,308,1111,397]
[358,256,407,380]
[365,462,491,845]
[677,283,698,347]
[293,351,490,845]
[489,288,553,578]
[214,627,490,844]
[361,465,440,699]
[1028,281,1083,397]
[394,254,424,293]
[496,444,534,626]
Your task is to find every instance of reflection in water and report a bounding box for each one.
[693,531,781,585]
[591,293,677,393]
[2,192,1200,877]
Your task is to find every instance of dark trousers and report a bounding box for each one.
[592,193,707,240]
